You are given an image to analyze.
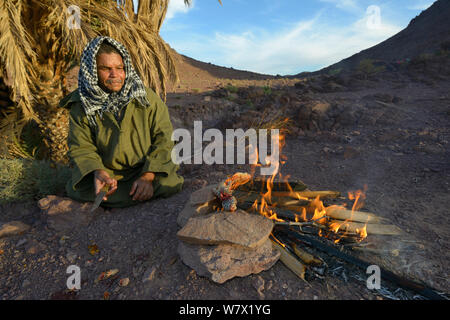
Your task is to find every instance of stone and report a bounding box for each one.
[177,210,274,249]
[0,221,31,238]
[142,266,157,283]
[177,199,218,228]
[177,238,280,284]
[38,195,104,232]
[324,81,346,92]
[189,184,218,205]
[311,101,331,115]
[343,146,360,159]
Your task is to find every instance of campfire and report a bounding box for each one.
[176,130,445,300]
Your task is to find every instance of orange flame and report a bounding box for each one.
[242,120,369,243]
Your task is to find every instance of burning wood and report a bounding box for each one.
[291,243,323,266]
[236,176,308,193]
[328,220,402,236]
[271,190,341,199]
[279,227,445,300]
[324,207,387,224]
[271,237,306,280]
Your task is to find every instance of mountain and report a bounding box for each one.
[294,0,450,76]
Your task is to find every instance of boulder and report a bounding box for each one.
[178,238,280,284]
[177,209,274,249]
[38,195,104,232]
[0,221,31,238]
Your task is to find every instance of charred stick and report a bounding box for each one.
[291,242,323,266]
[237,177,308,193]
[278,227,446,300]
[271,190,341,199]
[270,237,306,280]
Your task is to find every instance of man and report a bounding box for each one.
[59,36,183,208]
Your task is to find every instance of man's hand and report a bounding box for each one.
[94,169,118,201]
[130,172,155,201]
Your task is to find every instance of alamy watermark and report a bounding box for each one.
[67,5,81,30]
[366,265,381,290]
[366,5,381,30]
[66,265,81,290]
[171,121,280,176]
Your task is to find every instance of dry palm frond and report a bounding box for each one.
[0,0,39,122]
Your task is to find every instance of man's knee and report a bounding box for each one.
[153,173,184,198]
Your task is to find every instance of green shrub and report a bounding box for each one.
[0,159,71,204]
[262,85,272,95]
[357,59,386,78]
[225,84,239,93]
[328,68,343,76]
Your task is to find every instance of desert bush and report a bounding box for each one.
[225,84,239,93]
[262,85,272,96]
[357,59,386,78]
[328,68,343,76]
[0,158,70,204]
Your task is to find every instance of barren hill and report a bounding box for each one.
[297,0,450,76]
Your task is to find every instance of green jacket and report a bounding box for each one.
[59,87,183,207]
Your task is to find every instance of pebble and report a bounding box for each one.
[142,266,157,283]
[16,239,27,247]
[119,278,130,287]
[22,279,31,288]
[66,252,77,264]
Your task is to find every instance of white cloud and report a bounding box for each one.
[166,0,193,20]
[190,8,403,75]
[318,0,360,12]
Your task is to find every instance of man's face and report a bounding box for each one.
[96,52,126,93]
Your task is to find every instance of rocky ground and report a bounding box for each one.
[0,54,449,300]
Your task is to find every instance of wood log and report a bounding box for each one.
[325,207,387,224]
[271,239,305,280]
[271,190,341,199]
[237,200,302,222]
[234,190,310,207]
[291,243,323,266]
[328,220,402,236]
[281,228,446,300]
[237,177,308,193]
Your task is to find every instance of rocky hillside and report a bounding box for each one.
[295,0,450,77]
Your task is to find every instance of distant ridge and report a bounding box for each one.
[294,0,450,76]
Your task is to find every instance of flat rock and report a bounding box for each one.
[177,209,274,248]
[0,221,31,238]
[177,199,218,228]
[38,195,104,232]
[178,238,280,284]
[189,184,218,205]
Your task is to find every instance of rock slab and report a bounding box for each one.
[177,209,274,249]
[0,221,31,238]
[178,238,280,284]
[38,195,104,232]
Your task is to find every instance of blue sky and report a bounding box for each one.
[156,0,436,75]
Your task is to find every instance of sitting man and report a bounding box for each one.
[59,36,183,208]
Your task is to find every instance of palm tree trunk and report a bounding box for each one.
[34,63,70,164]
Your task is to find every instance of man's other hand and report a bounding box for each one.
[130,172,155,201]
[94,169,118,201]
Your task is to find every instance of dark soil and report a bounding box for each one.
[1,47,449,301]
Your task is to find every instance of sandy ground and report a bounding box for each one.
[0,54,449,300]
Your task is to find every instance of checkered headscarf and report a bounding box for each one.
[78,36,150,128]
